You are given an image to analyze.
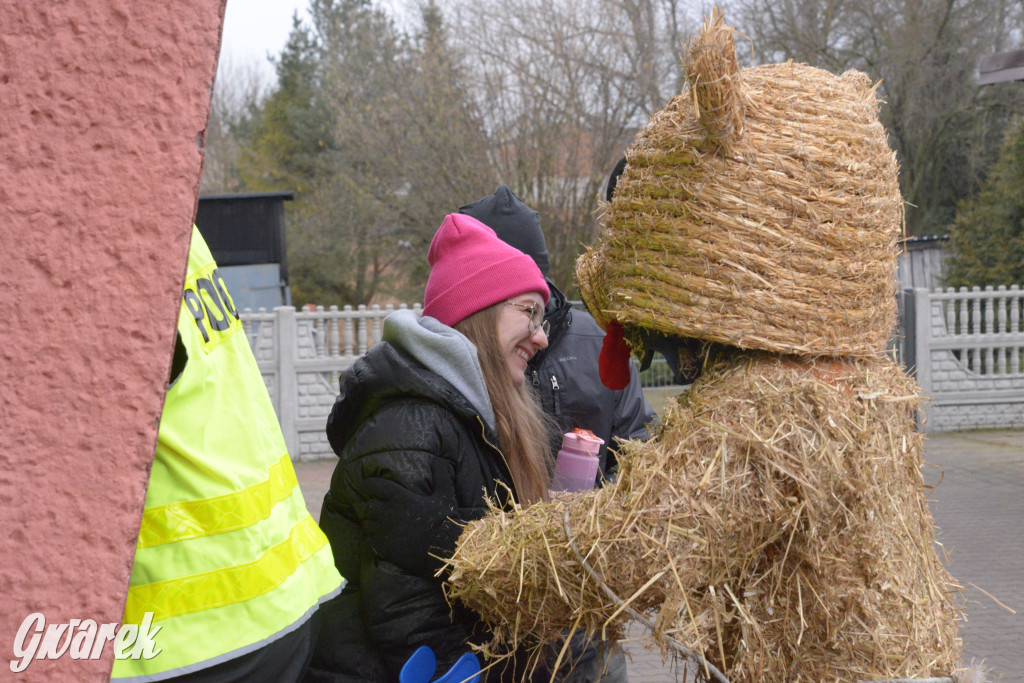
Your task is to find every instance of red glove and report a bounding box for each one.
[598,321,632,390]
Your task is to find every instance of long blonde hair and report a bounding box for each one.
[456,303,553,504]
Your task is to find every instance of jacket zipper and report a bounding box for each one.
[476,415,516,495]
[550,374,561,415]
[531,370,540,387]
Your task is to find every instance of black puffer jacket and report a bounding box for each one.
[307,312,539,683]
[530,281,655,480]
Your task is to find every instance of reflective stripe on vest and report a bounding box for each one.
[124,515,326,624]
[137,453,299,549]
[111,226,343,681]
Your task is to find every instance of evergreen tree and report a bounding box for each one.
[237,14,330,194]
[236,0,494,306]
[945,117,1024,287]
[382,0,498,292]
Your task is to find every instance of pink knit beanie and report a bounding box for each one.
[422,213,549,327]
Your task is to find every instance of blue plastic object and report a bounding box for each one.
[433,653,481,683]
[399,645,481,683]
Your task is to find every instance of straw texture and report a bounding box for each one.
[577,12,902,357]
[443,12,965,682]
[445,353,964,681]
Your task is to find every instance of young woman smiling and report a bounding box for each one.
[308,213,556,682]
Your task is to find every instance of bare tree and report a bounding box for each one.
[725,0,1024,235]
[201,56,269,195]
[443,0,698,294]
[231,0,1022,305]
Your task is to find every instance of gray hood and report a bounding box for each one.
[381,309,495,431]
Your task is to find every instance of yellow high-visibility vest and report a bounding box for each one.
[111,226,343,681]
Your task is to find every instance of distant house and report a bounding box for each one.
[978,48,1024,85]
[195,191,293,311]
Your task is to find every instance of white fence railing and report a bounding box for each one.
[244,287,1024,459]
[905,285,1024,432]
[241,304,421,461]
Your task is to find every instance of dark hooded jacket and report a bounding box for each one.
[531,280,654,479]
[307,311,542,683]
[460,186,655,480]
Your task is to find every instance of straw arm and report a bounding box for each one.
[561,511,730,683]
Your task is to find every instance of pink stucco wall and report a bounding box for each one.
[0,2,226,679]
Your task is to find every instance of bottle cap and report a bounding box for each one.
[562,428,604,457]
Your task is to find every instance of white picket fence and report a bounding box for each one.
[904,285,1024,432]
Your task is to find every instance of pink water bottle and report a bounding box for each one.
[550,429,605,494]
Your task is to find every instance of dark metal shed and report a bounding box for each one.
[195,191,294,310]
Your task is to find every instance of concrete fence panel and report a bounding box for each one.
[910,285,1024,432]
[242,304,421,460]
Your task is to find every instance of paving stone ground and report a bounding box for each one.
[921,430,1024,683]
[296,428,1024,682]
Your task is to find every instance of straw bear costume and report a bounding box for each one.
[443,12,966,682]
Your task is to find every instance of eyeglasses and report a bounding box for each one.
[505,300,550,336]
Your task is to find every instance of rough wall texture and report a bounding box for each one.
[0,2,226,680]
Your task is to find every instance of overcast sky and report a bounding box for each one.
[219,0,311,81]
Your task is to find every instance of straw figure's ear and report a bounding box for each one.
[684,8,744,153]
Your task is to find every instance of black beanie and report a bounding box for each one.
[458,185,550,276]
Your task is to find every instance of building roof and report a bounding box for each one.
[198,191,295,202]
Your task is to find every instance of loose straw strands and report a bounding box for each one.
[444,354,964,682]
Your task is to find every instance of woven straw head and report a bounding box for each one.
[578,11,902,357]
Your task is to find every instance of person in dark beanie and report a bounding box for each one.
[460,186,655,683]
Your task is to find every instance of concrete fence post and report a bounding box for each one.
[913,288,933,395]
[899,288,914,370]
[276,306,299,456]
